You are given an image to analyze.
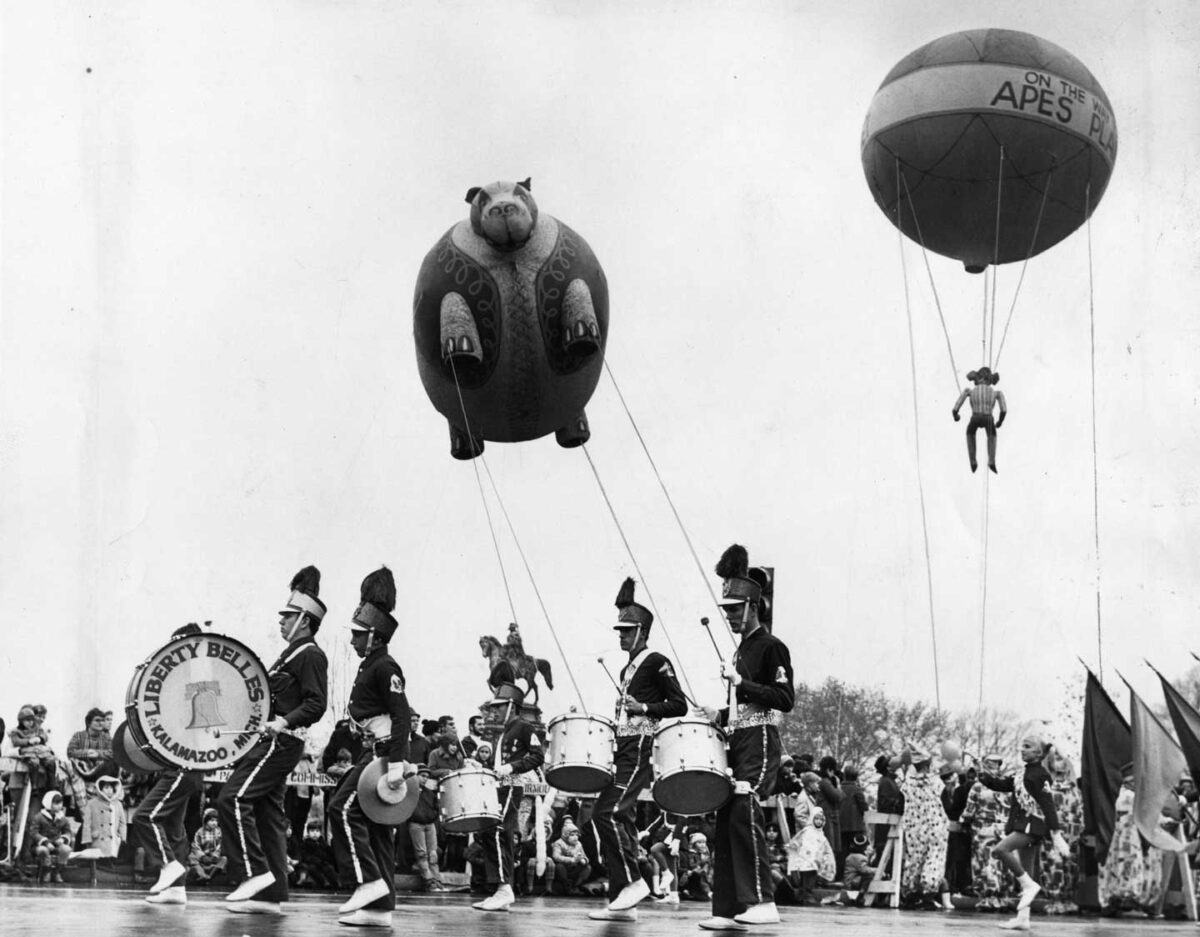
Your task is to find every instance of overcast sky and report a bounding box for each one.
[2,0,1197,755]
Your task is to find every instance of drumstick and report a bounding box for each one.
[596,658,621,694]
[699,617,727,665]
[210,728,264,739]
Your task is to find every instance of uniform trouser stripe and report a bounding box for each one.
[343,792,363,883]
[482,786,519,886]
[148,773,183,866]
[233,737,278,877]
[595,735,651,890]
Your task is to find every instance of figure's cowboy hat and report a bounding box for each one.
[356,756,421,824]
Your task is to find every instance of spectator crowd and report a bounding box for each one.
[2,701,1198,921]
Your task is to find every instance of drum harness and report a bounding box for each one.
[265,643,315,741]
[615,649,657,737]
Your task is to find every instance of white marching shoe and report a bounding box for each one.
[338,909,394,927]
[588,908,638,921]
[999,908,1032,930]
[609,878,651,911]
[227,900,281,914]
[144,886,187,905]
[472,884,515,912]
[151,859,187,894]
[734,902,780,925]
[225,871,276,902]
[338,879,390,914]
[698,918,749,932]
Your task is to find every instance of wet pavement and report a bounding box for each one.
[0,885,1191,937]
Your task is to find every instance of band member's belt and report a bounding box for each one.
[616,715,658,737]
[726,708,781,732]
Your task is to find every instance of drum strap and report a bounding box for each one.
[617,649,654,721]
[269,642,312,676]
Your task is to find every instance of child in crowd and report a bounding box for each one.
[30,792,73,883]
[9,704,57,792]
[679,832,712,901]
[326,748,355,780]
[80,775,126,858]
[822,831,875,907]
[650,815,686,905]
[550,817,591,895]
[786,794,837,904]
[291,820,335,889]
[188,807,226,883]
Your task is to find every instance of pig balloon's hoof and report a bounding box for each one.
[555,413,590,449]
[563,320,601,358]
[450,425,485,461]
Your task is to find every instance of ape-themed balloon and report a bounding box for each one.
[862,29,1118,272]
[413,179,609,459]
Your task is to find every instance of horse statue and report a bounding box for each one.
[479,621,554,705]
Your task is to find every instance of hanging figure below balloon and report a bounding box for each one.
[413,178,609,460]
[952,368,1007,474]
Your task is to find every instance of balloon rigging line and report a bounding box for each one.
[896,164,943,715]
[987,147,1006,366]
[601,358,739,651]
[477,453,590,714]
[994,169,1054,370]
[1085,182,1104,682]
[579,441,699,702]
[448,359,520,628]
[978,468,991,711]
[898,168,962,397]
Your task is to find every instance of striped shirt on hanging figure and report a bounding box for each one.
[952,367,1007,475]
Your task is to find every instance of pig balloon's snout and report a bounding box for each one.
[488,202,520,218]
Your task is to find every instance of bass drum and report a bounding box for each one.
[125,632,270,772]
[650,717,732,816]
[112,720,169,775]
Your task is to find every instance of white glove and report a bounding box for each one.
[1050,831,1069,856]
[693,705,718,723]
[385,761,409,790]
[263,717,289,736]
[720,662,742,687]
[495,763,514,778]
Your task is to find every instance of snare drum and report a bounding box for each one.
[545,712,615,794]
[125,632,270,771]
[439,766,502,833]
[651,717,732,815]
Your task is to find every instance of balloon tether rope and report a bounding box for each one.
[896,157,943,714]
[580,442,699,703]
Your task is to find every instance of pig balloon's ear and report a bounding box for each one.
[465,186,482,204]
[519,177,532,191]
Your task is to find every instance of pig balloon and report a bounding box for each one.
[413,179,609,460]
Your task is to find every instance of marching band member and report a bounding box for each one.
[132,623,208,906]
[588,578,687,922]
[328,567,413,928]
[698,545,794,932]
[219,566,329,914]
[473,684,545,913]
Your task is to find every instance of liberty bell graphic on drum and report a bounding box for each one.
[185,680,227,730]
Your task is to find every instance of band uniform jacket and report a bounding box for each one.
[621,651,688,717]
[719,626,795,723]
[268,635,329,730]
[496,718,544,785]
[347,645,411,764]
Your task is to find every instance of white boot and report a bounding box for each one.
[338,879,390,914]
[473,884,515,912]
[338,909,394,927]
[1016,875,1041,911]
[145,886,187,905]
[151,859,187,894]
[609,878,651,911]
[734,901,781,925]
[225,870,275,902]
[999,908,1031,930]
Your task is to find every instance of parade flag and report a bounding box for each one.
[1127,682,1187,851]
[1080,670,1130,864]
[1154,666,1200,785]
